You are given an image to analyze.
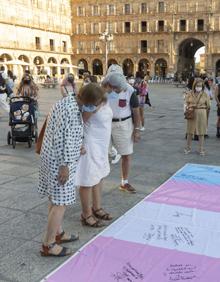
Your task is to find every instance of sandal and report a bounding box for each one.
[56,230,79,244]
[81,214,105,228]
[40,242,72,257]
[92,208,113,221]
[184,148,191,155]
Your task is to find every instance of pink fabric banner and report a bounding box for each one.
[43,164,220,282]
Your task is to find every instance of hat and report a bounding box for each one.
[107,64,123,75]
[102,72,127,90]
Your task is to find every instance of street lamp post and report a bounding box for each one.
[99,30,113,73]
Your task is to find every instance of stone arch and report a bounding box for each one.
[33,56,44,75]
[78,59,89,77]
[108,58,118,68]
[177,38,205,79]
[122,58,134,76]
[48,57,57,64]
[92,59,103,75]
[61,58,70,64]
[155,58,168,78]
[216,59,220,77]
[18,55,30,63]
[138,58,150,76]
[0,53,13,62]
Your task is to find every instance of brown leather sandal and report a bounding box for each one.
[81,214,105,228]
[56,231,79,244]
[40,242,72,257]
[92,208,113,221]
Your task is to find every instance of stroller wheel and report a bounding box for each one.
[12,139,16,149]
[28,139,32,148]
[7,131,11,145]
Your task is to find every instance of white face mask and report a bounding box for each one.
[195,87,202,93]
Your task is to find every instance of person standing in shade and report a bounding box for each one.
[61,73,77,97]
[184,79,210,156]
[102,72,140,193]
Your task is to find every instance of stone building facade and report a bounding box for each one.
[0,0,73,80]
[71,0,220,78]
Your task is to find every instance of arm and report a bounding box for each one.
[61,86,68,98]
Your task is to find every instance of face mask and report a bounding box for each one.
[67,78,74,83]
[195,87,202,92]
[108,91,118,99]
[82,104,97,113]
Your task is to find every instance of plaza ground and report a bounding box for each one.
[0,84,219,282]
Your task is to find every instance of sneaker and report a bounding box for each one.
[139,127,145,132]
[119,183,137,194]
[111,153,121,164]
[184,148,191,155]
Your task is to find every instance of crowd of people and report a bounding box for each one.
[1,64,220,257]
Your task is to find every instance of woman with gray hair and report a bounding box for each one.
[102,72,140,193]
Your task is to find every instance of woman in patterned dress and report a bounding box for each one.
[38,93,84,257]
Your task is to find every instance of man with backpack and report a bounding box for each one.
[0,66,10,114]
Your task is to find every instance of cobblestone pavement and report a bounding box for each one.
[0,84,219,282]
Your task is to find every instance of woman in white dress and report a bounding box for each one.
[76,83,113,227]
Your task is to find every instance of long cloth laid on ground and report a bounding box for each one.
[43,163,220,282]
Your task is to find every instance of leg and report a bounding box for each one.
[121,155,131,182]
[198,135,205,154]
[92,181,102,211]
[80,186,102,226]
[79,186,92,218]
[217,116,220,137]
[0,93,9,113]
[92,181,113,220]
[185,134,193,154]
[139,107,144,127]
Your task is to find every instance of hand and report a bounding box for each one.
[80,146,86,155]
[57,165,69,186]
[133,130,141,143]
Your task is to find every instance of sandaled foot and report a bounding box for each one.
[56,230,79,244]
[184,148,191,155]
[92,208,113,221]
[40,242,72,257]
[81,214,105,228]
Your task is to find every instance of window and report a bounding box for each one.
[158,20,164,31]
[109,41,114,52]
[180,20,186,31]
[93,5,99,16]
[78,41,83,51]
[141,21,147,32]
[125,4,131,14]
[62,41,67,52]
[157,40,164,52]
[107,22,113,33]
[35,37,41,50]
[141,3,147,13]
[141,40,147,53]
[93,23,99,33]
[92,41,100,52]
[108,4,114,15]
[78,6,83,16]
[78,24,83,34]
[198,19,204,31]
[158,2,165,12]
[125,22,131,33]
[49,39,55,51]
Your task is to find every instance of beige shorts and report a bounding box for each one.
[110,118,134,156]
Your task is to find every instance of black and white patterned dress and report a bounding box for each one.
[38,96,83,205]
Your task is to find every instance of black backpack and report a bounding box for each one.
[0,73,6,94]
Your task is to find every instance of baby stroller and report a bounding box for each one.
[7,96,38,148]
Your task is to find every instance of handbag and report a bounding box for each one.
[35,117,47,154]
[184,93,202,120]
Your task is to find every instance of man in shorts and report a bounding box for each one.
[102,71,140,193]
